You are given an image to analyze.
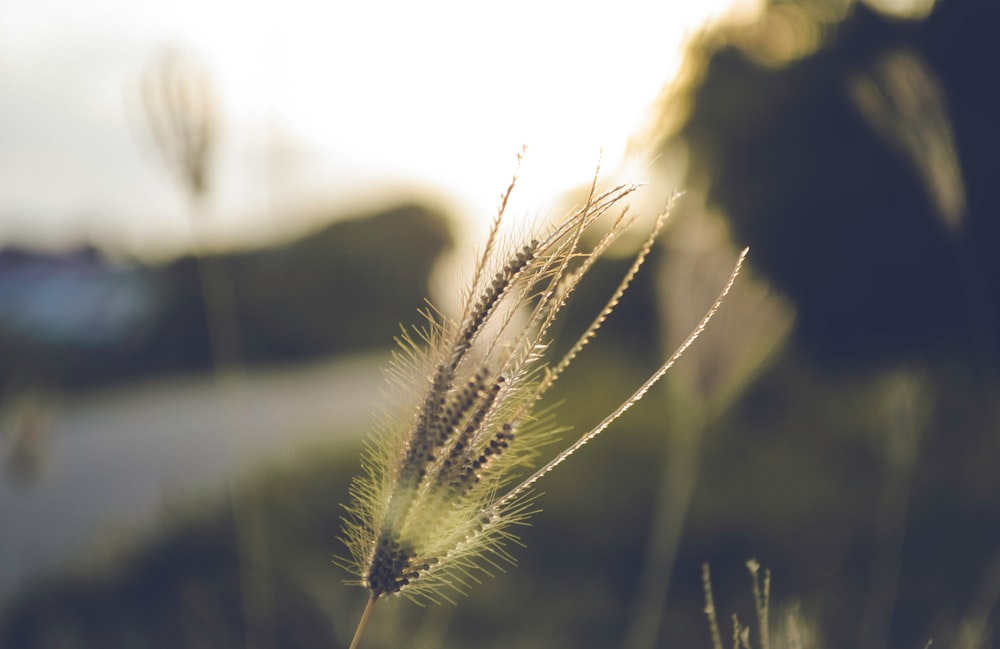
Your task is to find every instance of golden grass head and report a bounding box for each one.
[339,157,747,638]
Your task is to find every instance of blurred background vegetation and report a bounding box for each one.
[2,0,999,647]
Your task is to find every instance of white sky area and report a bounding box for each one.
[0,0,755,258]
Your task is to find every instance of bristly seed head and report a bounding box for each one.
[338,163,747,610]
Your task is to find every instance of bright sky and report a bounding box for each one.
[0,0,754,257]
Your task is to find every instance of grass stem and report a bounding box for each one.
[348,593,379,649]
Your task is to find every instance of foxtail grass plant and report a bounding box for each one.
[339,159,748,649]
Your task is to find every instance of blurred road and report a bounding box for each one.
[0,352,386,606]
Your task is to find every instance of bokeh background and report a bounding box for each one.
[2,0,999,647]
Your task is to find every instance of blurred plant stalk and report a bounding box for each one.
[140,48,243,371]
[624,206,794,649]
[138,48,272,649]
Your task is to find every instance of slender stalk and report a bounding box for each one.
[189,196,273,649]
[348,593,379,649]
[702,564,723,649]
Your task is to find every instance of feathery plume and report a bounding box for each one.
[339,158,748,648]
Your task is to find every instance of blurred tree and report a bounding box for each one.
[636,2,1000,648]
[649,0,1000,367]
[0,203,452,390]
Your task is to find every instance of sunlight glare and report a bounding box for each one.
[0,0,753,253]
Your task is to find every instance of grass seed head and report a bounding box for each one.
[339,162,746,614]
